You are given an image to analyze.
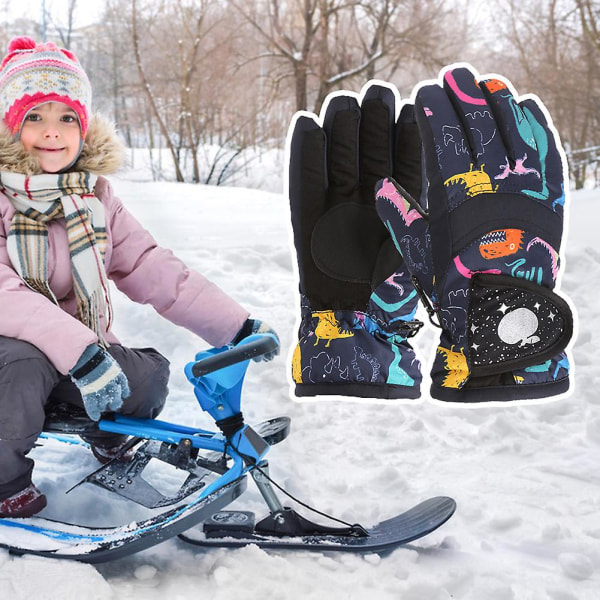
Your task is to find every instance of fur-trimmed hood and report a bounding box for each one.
[0,113,126,175]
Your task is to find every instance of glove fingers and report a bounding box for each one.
[394,104,425,209]
[519,97,566,215]
[322,95,361,201]
[479,78,544,188]
[415,83,474,197]
[358,84,396,200]
[288,114,332,298]
[289,114,328,219]
[441,67,507,163]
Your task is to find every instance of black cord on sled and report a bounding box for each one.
[252,463,360,530]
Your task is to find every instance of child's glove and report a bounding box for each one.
[69,344,130,420]
[288,83,423,399]
[375,66,573,402]
[233,318,280,362]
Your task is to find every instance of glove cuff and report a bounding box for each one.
[292,304,421,399]
[430,273,573,402]
[431,375,570,402]
[70,344,104,378]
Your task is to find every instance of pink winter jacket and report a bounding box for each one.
[0,117,249,375]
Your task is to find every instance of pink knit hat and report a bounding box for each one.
[0,36,92,139]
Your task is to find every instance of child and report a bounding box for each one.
[0,37,278,518]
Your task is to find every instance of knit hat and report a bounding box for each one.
[0,36,91,139]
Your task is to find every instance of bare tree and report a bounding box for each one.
[495,0,599,188]
[231,0,376,112]
[47,0,78,49]
[230,0,466,113]
[132,0,185,181]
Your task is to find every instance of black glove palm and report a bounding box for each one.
[289,83,423,399]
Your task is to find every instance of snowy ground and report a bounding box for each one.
[0,175,598,600]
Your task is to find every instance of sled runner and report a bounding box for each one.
[0,335,455,562]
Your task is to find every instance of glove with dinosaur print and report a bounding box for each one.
[288,83,423,399]
[375,65,574,402]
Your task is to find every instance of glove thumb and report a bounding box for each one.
[375,177,434,296]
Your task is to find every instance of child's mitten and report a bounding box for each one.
[69,344,130,420]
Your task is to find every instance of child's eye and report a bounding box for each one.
[25,113,41,122]
[61,115,77,123]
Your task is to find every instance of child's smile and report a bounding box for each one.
[19,102,82,173]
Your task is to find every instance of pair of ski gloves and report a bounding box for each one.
[69,318,279,421]
[290,65,574,403]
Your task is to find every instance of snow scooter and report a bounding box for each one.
[0,334,456,563]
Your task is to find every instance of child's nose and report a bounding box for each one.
[43,126,60,138]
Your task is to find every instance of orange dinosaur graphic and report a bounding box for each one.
[437,346,469,388]
[445,164,498,197]
[483,79,508,94]
[479,229,524,259]
[313,311,354,348]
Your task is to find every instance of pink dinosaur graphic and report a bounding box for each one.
[527,237,559,281]
[495,154,541,180]
[385,272,405,297]
[377,179,423,226]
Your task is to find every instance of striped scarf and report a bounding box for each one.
[1,171,112,345]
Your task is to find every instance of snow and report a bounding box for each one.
[0,174,599,599]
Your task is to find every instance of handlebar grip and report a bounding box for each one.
[191,335,279,378]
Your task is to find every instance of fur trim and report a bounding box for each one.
[0,113,126,175]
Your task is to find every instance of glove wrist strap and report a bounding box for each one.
[467,273,573,378]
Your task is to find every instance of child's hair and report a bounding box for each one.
[0,36,91,139]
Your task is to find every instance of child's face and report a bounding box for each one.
[19,102,82,173]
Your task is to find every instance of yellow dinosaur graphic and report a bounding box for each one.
[445,164,498,197]
[292,343,303,383]
[437,345,469,388]
[313,311,354,347]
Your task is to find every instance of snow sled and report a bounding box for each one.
[0,335,456,563]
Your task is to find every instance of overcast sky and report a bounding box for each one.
[3,0,103,27]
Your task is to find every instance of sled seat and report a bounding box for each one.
[43,402,99,434]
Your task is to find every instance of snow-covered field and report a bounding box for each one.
[0,174,598,600]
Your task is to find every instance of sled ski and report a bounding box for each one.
[178,496,456,554]
[0,335,456,562]
[0,477,245,563]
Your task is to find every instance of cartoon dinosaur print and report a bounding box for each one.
[482,78,508,94]
[454,255,501,279]
[313,311,354,347]
[302,352,349,384]
[443,125,470,156]
[527,237,559,281]
[495,154,540,180]
[376,179,423,226]
[351,346,381,383]
[292,343,303,383]
[399,234,430,274]
[479,229,524,259]
[445,164,498,197]
[437,346,469,389]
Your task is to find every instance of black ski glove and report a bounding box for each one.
[375,66,573,402]
[289,83,423,399]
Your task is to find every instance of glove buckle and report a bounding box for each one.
[410,276,442,329]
